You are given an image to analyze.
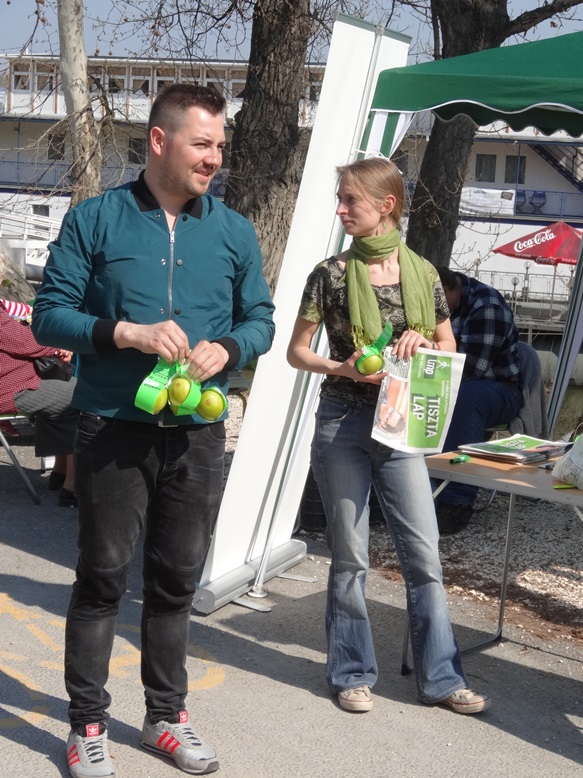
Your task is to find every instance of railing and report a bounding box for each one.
[404,181,583,221]
[474,268,573,320]
[513,188,583,219]
[0,205,62,242]
[0,159,228,198]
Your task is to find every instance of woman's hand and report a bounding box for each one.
[340,349,387,385]
[391,330,432,360]
[287,317,386,383]
[55,349,73,362]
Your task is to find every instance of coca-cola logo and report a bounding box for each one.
[513,229,555,253]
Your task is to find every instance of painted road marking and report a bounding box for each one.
[0,594,226,729]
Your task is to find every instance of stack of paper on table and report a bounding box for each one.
[458,434,567,464]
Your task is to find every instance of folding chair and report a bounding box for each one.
[0,414,41,504]
[529,190,546,214]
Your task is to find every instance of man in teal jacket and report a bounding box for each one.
[32,84,275,778]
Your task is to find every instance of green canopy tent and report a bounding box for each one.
[360,31,583,433]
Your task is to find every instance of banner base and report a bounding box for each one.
[193,539,307,614]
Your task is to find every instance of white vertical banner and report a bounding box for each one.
[194,14,410,613]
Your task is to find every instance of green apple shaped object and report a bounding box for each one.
[197,387,227,421]
[356,321,393,375]
[358,354,384,375]
[168,376,192,406]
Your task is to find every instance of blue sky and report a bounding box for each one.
[1,1,581,59]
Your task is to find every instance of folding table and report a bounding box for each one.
[427,452,583,650]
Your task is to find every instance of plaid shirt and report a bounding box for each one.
[449,275,520,383]
[0,301,55,414]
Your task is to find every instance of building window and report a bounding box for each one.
[48,131,66,161]
[131,68,150,96]
[107,68,127,94]
[132,78,149,96]
[129,136,147,165]
[13,69,31,91]
[505,155,526,185]
[36,66,55,93]
[229,69,247,99]
[108,77,123,93]
[88,70,104,93]
[155,67,175,95]
[205,80,223,97]
[179,66,201,84]
[32,204,50,217]
[475,154,496,183]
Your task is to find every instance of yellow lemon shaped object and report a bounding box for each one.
[152,388,169,414]
[359,354,384,375]
[168,376,192,406]
[197,388,227,421]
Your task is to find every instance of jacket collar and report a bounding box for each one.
[131,171,203,219]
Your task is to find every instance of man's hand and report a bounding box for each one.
[55,348,73,363]
[185,341,229,382]
[114,321,191,363]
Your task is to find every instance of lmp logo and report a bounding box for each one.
[514,229,555,252]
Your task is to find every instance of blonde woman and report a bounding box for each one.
[287,158,490,716]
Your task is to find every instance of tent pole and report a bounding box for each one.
[547,243,583,433]
[549,264,558,318]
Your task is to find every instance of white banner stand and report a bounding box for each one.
[194,14,410,614]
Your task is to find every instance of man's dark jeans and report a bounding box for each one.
[65,412,225,729]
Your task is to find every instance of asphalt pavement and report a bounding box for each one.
[1,425,583,778]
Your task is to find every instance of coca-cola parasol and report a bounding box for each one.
[493,221,581,266]
[493,221,581,311]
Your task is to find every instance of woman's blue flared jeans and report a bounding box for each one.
[311,397,466,703]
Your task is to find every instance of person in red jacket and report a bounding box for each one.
[0,251,78,505]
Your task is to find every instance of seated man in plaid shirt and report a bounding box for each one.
[435,267,521,534]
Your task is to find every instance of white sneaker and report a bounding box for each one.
[337,685,373,712]
[440,688,491,714]
[141,710,219,774]
[66,723,115,777]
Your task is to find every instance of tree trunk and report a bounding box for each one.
[406,0,512,266]
[225,0,312,293]
[406,115,476,266]
[57,0,102,206]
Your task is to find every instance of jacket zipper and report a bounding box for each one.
[168,228,175,319]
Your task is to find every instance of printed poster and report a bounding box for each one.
[371,347,466,454]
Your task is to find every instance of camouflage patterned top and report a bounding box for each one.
[298,256,450,406]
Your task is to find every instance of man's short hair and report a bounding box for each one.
[436,266,463,291]
[148,84,226,136]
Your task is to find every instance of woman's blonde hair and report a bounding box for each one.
[336,157,404,227]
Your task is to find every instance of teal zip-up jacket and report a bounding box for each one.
[32,174,275,425]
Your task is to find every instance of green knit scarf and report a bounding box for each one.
[346,228,436,349]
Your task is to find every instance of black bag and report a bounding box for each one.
[34,356,75,382]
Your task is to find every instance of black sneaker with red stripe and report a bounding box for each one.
[141,710,219,774]
[66,723,115,777]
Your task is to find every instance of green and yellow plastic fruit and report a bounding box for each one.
[358,354,384,375]
[168,376,192,406]
[197,388,228,421]
[135,361,226,420]
[355,321,393,375]
[152,387,169,414]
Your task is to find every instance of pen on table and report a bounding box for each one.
[449,455,471,464]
